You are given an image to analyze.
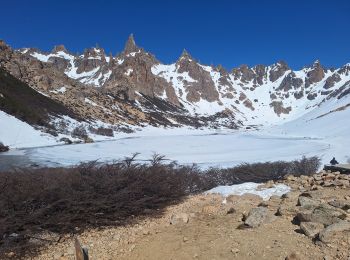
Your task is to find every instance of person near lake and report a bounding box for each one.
[330,157,339,165]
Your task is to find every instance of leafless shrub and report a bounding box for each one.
[0,142,9,152]
[149,153,167,166]
[289,156,321,176]
[71,125,88,139]
[59,137,72,144]
[204,156,321,185]
[55,120,69,134]
[122,152,140,168]
[89,126,114,137]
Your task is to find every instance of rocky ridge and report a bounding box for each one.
[1,35,350,140]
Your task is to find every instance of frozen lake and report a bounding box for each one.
[0,131,331,171]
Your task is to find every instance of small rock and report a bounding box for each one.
[67,247,75,255]
[170,213,189,225]
[285,252,301,260]
[231,248,240,254]
[323,174,335,180]
[129,244,136,251]
[183,236,189,242]
[277,203,298,216]
[227,207,236,214]
[313,174,323,181]
[53,252,64,260]
[201,205,220,215]
[6,252,15,258]
[300,222,324,238]
[285,175,297,181]
[142,230,150,235]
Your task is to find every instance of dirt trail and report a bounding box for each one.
[35,184,350,260]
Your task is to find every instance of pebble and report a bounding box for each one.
[231,248,240,254]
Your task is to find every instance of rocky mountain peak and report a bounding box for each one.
[0,40,10,50]
[313,59,321,66]
[83,47,105,58]
[305,60,325,87]
[179,49,193,61]
[338,63,350,75]
[52,45,68,53]
[215,64,228,75]
[232,65,254,82]
[269,60,290,82]
[275,60,289,69]
[123,34,140,54]
[0,40,13,62]
[108,52,115,66]
[304,60,323,70]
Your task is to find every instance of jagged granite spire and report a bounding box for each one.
[124,34,139,54]
[108,52,114,65]
[180,49,192,60]
[52,45,67,53]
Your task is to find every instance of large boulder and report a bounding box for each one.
[297,204,347,226]
[328,200,350,211]
[319,220,350,243]
[300,222,324,238]
[298,196,321,209]
[277,203,298,217]
[244,207,276,228]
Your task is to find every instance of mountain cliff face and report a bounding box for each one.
[0,35,349,139]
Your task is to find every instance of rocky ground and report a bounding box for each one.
[8,170,350,260]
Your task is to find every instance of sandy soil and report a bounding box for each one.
[33,186,350,260]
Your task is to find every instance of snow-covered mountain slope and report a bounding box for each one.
[0,110,57,148]
[263,92,350,163]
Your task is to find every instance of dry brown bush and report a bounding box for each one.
[88,126,114,137]
[0,142,9,153]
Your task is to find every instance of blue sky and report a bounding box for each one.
[1,0,349,69]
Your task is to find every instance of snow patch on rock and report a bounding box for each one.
[207,182,291,201]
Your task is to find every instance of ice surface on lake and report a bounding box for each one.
[19,130,329,169]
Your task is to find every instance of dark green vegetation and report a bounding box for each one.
[0,68,78,130]
[0,156,320,258]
